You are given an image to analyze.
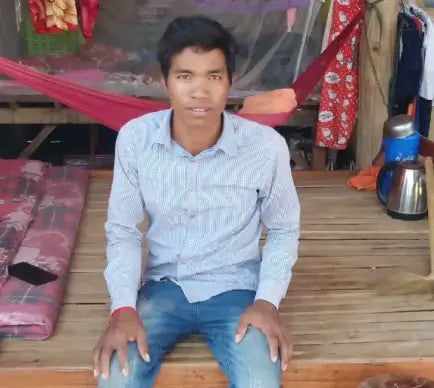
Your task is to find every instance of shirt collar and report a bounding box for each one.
[153,109,239,157]
[214,112,238,157]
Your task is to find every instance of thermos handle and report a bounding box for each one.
[376,162,400,204]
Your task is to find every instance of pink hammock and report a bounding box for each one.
[0,11,363,131]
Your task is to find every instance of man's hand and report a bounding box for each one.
[235,300,292,372]
[92,310,150,380]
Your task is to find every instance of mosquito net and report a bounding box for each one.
[0,0,328,99]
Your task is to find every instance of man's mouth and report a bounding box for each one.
[187,107,211,117]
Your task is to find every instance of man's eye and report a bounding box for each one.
[177,74,190,80]
[210,74,222,80]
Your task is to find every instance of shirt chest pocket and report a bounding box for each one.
[197,179,260,214]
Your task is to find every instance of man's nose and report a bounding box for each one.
[191,78,210,99]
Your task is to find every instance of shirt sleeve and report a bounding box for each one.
[104,123,146,313]
[256,135,300,309]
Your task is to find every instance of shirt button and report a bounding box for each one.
[189,214,196,219]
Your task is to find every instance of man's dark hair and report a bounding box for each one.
[157,16,238,83]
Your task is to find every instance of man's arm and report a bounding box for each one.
[94,123,149,381]
[256,135,300,308]
[104,123,146,313]
[235,135,300,372]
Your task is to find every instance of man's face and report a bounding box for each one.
[164,46,232,128]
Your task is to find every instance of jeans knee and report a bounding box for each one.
[230,327,281,388]
[231,363,281,388]
[97,343,157,388]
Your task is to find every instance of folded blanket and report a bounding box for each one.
[0,166,89,340]
[0,160,48,287]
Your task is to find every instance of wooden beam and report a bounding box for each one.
[0,107,318,126]
[356,1,400,169]
[0,108,94,124]
[18,124,57,159]
[2,361,434,388]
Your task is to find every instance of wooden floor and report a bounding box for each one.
[1,171,434,388]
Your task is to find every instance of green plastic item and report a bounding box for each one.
[22,19,85,57]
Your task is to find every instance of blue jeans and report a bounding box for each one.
[98,280,281,388]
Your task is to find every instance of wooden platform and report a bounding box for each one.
[1,171,434,388]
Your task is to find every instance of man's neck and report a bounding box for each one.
[171,115,222,156]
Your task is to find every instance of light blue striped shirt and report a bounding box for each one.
[104,109,300,313]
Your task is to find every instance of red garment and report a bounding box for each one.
[316,0,365,150]
[0,10,363,131]
[77,0,100,40]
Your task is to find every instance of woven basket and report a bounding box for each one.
[22,19,85,57]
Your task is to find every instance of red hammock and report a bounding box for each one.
[0,11,363,131]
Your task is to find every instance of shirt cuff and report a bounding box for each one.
[109,288,138,314]
[254,279,287,309]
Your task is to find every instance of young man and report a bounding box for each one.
[93,16,300,388]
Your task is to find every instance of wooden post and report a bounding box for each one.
[356,0,400,169]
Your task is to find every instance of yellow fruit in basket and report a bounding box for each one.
[57,17,68,30]
[46,15,56,28]
[52,5,64,17]
[57,0,68,10]
[45,2,54,16]
[45,0,79,28]
[64,13,78,25]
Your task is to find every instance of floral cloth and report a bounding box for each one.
[316,0,365,150]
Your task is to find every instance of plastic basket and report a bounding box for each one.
[22,19,85,57]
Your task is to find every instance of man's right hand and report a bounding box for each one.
[92,309,150,380]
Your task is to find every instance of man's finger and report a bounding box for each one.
[116,343,129,376]
[100,345,114,380]
[278,331,292,372]
[92,345,102,378]
[265,333,279,363]
[235,315,249,343]
[137,327,150,362]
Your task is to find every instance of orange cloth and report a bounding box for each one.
[239,88,297,115]
[347,165,381,191]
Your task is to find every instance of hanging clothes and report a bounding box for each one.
[391,4,434,136]
[76,0,100,40]
[316,0,365,150]
[389,13,424,116]
[407,4,434,102]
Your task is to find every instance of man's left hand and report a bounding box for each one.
[235,299,292,372]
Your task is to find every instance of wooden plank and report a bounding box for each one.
[2,173,434,388]
[18,124,57,159]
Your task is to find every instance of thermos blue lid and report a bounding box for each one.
[383,115,415,139]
